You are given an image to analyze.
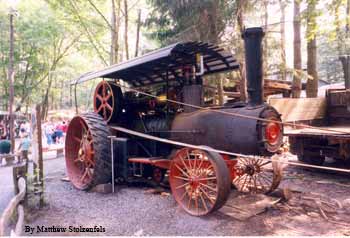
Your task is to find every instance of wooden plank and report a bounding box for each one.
[0,177,26,236]
[285,125,350,136]
[220,192,281,221]
[269,98,326,122]
[13,205,24,236]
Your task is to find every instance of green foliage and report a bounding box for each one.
[145,0,237,45]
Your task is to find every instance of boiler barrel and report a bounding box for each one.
[170,105,282,155]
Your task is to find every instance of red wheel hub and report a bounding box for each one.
[265,121,281,145]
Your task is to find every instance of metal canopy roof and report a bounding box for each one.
[73,41,239,87]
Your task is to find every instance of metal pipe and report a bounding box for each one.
[242,27,265,106]
[109,136,116,193]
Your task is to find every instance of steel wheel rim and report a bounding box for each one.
[65,116,95,190]
[93,81,115,122]
[233,157,279,194]
[169,148,219,216]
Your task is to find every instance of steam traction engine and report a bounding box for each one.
[65,28,284,216]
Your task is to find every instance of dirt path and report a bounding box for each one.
[24,157,350,236]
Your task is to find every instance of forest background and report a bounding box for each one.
[0,0,349,117]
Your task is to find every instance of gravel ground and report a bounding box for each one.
[24,156,350,236]
[0,166,14,214]
[0,150,59,214]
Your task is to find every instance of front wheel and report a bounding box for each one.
[169,147,231,216]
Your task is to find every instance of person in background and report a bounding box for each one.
[0,120,7,140]
[61,121,68,134]
[19,120,30,136]
[54,122,64,144]
[16,133,30,164]
[44,120,54,146]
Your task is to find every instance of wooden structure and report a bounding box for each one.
[0,177,26,236]
[285,88,350,165]
[222,79,293,103]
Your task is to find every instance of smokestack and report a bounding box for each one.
[242,27,265,106]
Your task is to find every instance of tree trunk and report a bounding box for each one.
[279,0,286,81]
[211,2,224,105]
[237,0,247,102]
[42,75,54,120]
[110,0,116,65]
[292,0,302,98]
[114,0,121,63]
[8,11,15,153]
[263,0,269,75]
[346,0,350,35]
[124,0,129,60]
[306,1,318,98]
[340,56,350,89]
[134,9,141,57]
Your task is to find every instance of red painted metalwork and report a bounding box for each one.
[265,121,281,145]
[169,148,230,216]
[128,157,171,170]
[221,154,238,181]
[93,81,120,122]
[65,116,95,190]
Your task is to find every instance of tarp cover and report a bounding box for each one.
[73,41,239,87]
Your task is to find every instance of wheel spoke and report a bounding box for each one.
[80,168,88,183]
[105,103,113,112]
[102,82,106,97]
[240,174,250,191]
[103,107,107,119]
[175,182,189,190]
[179,155,191,174]
[105,93,112,101]
[179,191,188,201]
[199,187,215,204]
[173,175,190,181]
[186,151,193,171]
[96,94,103,103]
[187,189,193,210]
[195,195,199,215]
[199,193,209,213]
[197,176,217,181]
[259,161,271,167]
[174,163,190,178]
[199,182,217,192]
[97,104,104,113]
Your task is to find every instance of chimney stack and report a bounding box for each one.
[242,27,265,106]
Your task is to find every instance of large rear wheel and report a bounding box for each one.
[169,147,231,216]
[65,112,111,190]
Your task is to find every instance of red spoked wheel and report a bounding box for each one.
[65,112,111,190]
[169,147,231,216]
[93,81,123,123]
[232,156,283,194]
